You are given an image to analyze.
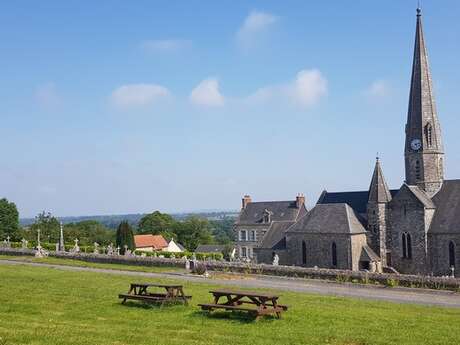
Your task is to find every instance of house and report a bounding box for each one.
[234,194,307,263]
[134,234,168,252]
[166,239,185,253]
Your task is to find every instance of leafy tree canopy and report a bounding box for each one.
[138,211,175,238]
[29,211,60,243]
[174,216,214,252]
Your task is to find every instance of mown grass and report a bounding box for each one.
[0,255,182,273]
[0,264,460,345]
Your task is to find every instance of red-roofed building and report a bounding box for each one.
[134,234,184,253]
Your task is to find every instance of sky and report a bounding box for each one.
[1,1,460,218]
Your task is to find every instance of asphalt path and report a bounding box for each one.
[1,259,460,308]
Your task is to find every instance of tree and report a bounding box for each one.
[138,211,175,238]
[210,218,236,244]
[173,216,213,251]
[116,221,134,254]
[0,198,20,240]
[64,220,115,246]
[30,211,60,243]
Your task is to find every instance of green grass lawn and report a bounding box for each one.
[0,255,182,273]
[0,264,460,345]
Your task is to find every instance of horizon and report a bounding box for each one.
[2,1,460,218]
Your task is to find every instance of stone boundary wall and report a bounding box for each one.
[1,248,459,291]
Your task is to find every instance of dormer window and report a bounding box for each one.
[263,209,271,223]
[424,123,433,147]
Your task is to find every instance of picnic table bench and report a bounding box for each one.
[198,289,288,319]
[119,283,191,306]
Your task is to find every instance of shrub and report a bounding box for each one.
[192,263,207,275]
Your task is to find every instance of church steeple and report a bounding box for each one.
[368,157,392,203]
[404,7,444,197]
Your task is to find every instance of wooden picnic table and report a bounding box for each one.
[198,289,288,319]
[119,283,191,306]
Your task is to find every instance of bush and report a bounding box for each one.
[192,263,207,275]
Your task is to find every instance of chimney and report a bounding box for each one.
[242,195,252,209]
[296,193,305,208]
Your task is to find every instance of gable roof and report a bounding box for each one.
[236,200,306,225]
[392,184,435,209]
[287,203,367,235]
[134,234,168,249]
[259,221,296,249]
[430,180,460,233]
[318,190,399,214]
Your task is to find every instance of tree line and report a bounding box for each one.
[0,198,235,253]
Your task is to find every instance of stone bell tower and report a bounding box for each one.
[404,8,444,197]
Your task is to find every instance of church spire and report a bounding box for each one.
[368,157,392,203]
[404,8,444,196]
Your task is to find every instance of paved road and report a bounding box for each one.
[1,259,460,308]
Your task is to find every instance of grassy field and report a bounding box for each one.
[0,255,182,273]
[1,264,460,345]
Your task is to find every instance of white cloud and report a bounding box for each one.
[236,11,278,49]
[189,78,225,107]
[366,80,391,99]
[141,39,192,53]
[35,82,61,109]
[248,69,328,108]
[110,84,170,109]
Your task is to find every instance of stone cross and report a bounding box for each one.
[21,238,28,249]
[272,253,279,266]
[185,258,190,271]
[116,246,120,255]
[93,242,99,254]
[451,266,455,278]
[59,222,65,252]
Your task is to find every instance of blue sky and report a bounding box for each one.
[1,1,460,218]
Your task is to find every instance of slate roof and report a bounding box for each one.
[286,203,367,234]
[317,190,399,215]
[134,235,168,249]
[259,221,296,249]
[360,245,380,262]
[368,159,392,203]
[430,180,460,233]
[236,200,306,225]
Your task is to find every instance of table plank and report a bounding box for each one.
[131,283,183,288]
[209,290,279,299]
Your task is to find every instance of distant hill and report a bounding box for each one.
[20,211,239,229]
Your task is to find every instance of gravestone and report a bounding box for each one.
[93,242,99,255]
[21,238,28,249]
[272,254,279,266]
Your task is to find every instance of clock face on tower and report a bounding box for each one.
[411,139,422,151]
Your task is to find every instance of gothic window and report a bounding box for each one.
[415,160,421,180]
[302,241,307,265]
[424,123,433,147]
[449,241,456,268]
[402,233,412,259]
[331,242,338,267]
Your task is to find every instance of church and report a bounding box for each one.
[234,8,460,277]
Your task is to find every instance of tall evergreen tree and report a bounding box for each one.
[116,221,135,254]
[0,198,20,240]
